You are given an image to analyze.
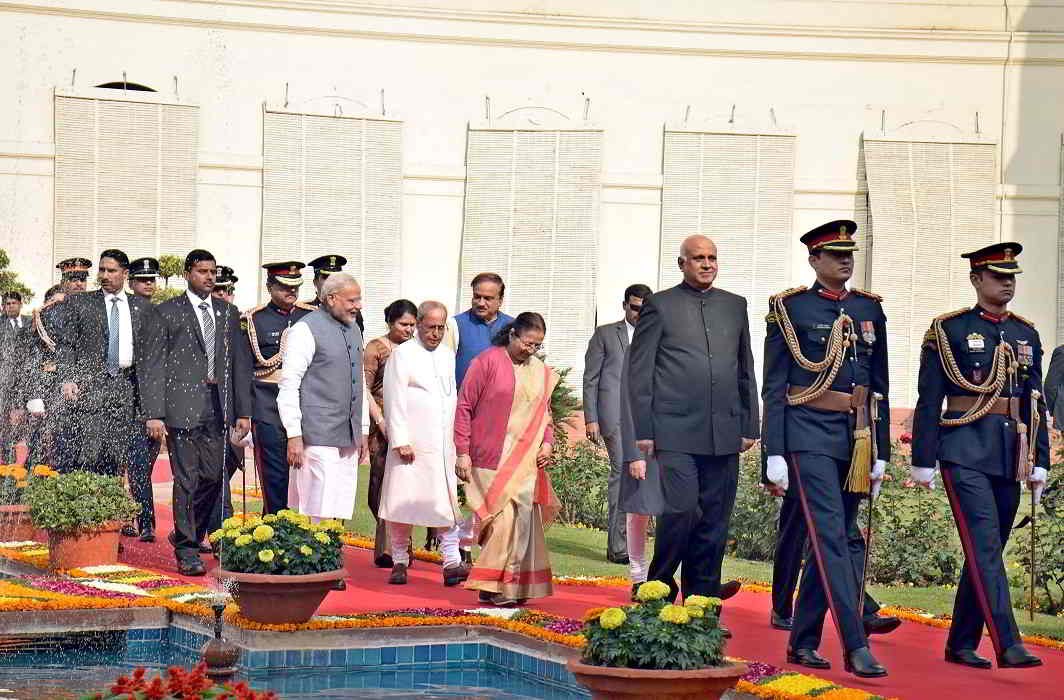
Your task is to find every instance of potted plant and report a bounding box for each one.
[0,464,57,542]
[568,581,747,700]
[209,510,346,624]
[24,470,139,570]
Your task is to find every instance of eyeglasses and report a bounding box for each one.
[511,333,543,352]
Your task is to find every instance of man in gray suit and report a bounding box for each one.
[584,283,652,563]
[1046,344,1064,428]
[628,235,759,611]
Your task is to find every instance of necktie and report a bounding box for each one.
[199,302,216,380]
[107,297,120,376]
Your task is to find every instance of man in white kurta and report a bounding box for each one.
[380,302,465,586]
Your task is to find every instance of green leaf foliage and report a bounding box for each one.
[726,447,779,561]
[547,429,611,530]
[1008,448,1064,615]
[0,248,33,303]
[25,470,140,534]
[157,255,183,286]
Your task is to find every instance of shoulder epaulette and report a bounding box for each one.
[934,308,969,323]
[922,308,968,350]
[243,304,266,317]
[852,288,882,302]
[294,301,317,311]
[765,287,806,323]
[1011,312,1036,329]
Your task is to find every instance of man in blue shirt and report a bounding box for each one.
[448,272,514,387]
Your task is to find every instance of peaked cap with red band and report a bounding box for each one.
[262,261,305,287]
[800,219,859,253]
[961,242,1023,274]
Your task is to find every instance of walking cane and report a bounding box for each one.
[859,392,884,612]
[1030,488,1036,622]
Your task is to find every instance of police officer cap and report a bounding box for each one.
[129,257,160,279]
[263,261,305,287]
[215,265,238,288]
[800,220,860,254]
[307,254,347,276]
[962,242,1023,275]
[56,257,92,280]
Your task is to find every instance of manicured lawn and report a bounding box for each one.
[337,465,1063,640]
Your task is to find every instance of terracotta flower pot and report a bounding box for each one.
[210,568,345,624]
[566,659,748,700]
[47,521,122,571]
[0,504,45,542]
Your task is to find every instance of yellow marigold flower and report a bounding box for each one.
[659,604,690,625]
[222,516,242,530]
[262,514,278,523]
[224,529,241,539]
[683,595,712,609]
[314,532,331,545]
[299,545,313,556]
[208,529,225,543]
[252,524,275,542]
[11,466,27,480]
[15,480,28,488]
[32,465,55,477]
[234,535,253,547]
[583,607,606,622]
[684,604,705,618]
[636,580,670,602]
[599,608,626,630]
[0,466,11,477]
[257,549,275,563]
[321,519,345,533]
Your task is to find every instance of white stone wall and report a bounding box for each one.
[1,0,1062,405]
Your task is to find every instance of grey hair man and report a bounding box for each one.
[278,272,367,534]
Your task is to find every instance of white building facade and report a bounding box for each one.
[2,0,1062,406]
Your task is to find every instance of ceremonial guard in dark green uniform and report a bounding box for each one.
[912,242,1048,670]
[239,262,314,514]
[762,221,891,678]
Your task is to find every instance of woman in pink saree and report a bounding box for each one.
[454,312,560,606]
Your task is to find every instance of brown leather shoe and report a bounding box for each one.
[388,563,408,585]
[443,562,471,587]
[718,580,741,600]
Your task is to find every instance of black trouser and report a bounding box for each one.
[168,388,224,564]
[940,464,1021,655]
[128,427,160,533]
[367,430,390,563]
[789,452,868,653]
[603,427,628,561]
[252,420,288,515]
[57,372,136,476]
[772,493,880,621]
[648,451,739,600]
[209,443,241,532]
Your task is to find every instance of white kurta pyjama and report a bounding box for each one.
[378,337,460,528]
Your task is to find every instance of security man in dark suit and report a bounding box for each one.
[1045,343,1064,429]
[628,234,759,615]
[762,220,890,678]
[1,291,32,461]
[912,242,1048,670]
[140,249,252,576]
[125,257,162,541]
[212,266,238,304]
[239,262,315,514]
[208,264,242,533]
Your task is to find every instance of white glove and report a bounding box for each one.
[766,455,789,491]
[910,466,936,490]
[870,459,887,500]
[1028,466,1048,506]
[25,399,44,415]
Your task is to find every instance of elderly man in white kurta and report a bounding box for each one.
[379,301,466,587]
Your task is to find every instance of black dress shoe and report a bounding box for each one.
[138,527,156,543]
[177,560,207,577]
[198,542,213,554]
[332,579,346,591]
[461,549,472,565]
[787,648,830,669]
[945,648,992,669]
[443,563,471,587]
[845,646,887,678]
[606,554,630,565]
[998,644,1042,668]
[121,525,137,537]
[864,615,902,636]
[374,554,394,569]
[388,563,408,585]
[718,580,741,600]
[771,611,793,631]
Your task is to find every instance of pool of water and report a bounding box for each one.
[0,631,588,699]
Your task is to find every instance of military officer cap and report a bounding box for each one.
[263,261,305,287]
[215,265,238,289]
[961,242,1023,275]
[129,257,160,279]
[800,220,860,253]
[307,254,347,277]
[56,257,92,281]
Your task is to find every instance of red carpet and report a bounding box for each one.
[117,501,1064,700]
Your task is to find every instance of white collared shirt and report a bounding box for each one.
[8,316,21,330]
[625,320,635,344]
[186,290,216,346]
[104,291,133,368]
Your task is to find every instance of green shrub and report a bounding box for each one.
[212,510,344,575]
[1008,455,1064,615]
[548,430,611,530]
[26,470,139,534]
[725,447,779,562]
